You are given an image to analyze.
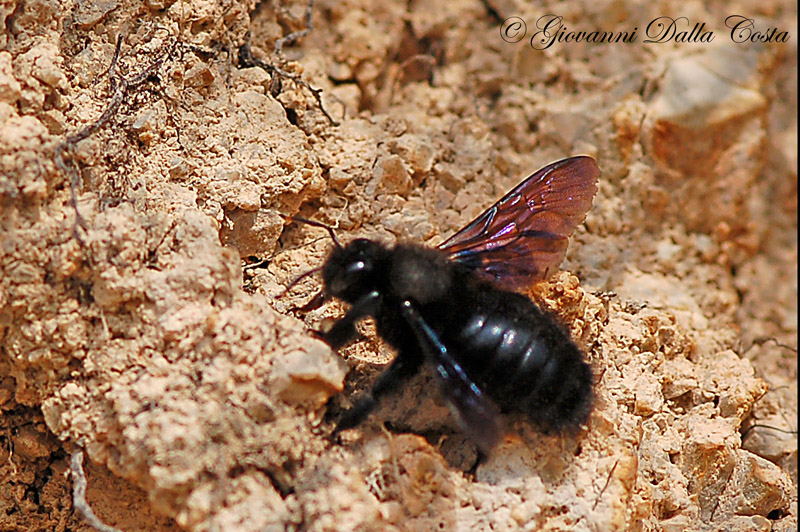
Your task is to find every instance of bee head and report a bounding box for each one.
[323,239,387,303]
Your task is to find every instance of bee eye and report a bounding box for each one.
[346,260,368,276]
[328,258,374,299]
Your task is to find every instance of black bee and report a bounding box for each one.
[285,156,599,454]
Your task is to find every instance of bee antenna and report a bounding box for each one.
[280,214,343,248]
[277,266,325,299]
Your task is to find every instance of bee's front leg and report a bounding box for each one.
[313,290,381,349]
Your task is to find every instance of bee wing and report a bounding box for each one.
[400,301,504,453]
[439,156,599,289]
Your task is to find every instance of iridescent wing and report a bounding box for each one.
[439,156,599,289]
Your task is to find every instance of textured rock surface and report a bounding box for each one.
[0,1,796,531]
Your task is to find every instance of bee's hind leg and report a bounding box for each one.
[466,449,488,477]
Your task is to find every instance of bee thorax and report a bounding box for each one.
[388,245,452,304]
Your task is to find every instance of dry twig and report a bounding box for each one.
[54,34,178,245]
[239,0,339,126]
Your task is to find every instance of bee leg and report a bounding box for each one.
[466,449,488,477]
[314,290,381,349]
[399,301,504,454]
[333,349,424,436]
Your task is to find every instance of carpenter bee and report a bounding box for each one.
[284,156,599,454]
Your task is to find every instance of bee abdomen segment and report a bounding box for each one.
[458,313,506,354]
[515,337,549,382]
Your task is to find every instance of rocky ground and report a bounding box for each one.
[0,0,796,531]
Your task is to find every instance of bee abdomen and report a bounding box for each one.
[457,311,592,434]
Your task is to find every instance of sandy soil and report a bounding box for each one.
[0,0,796,531]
